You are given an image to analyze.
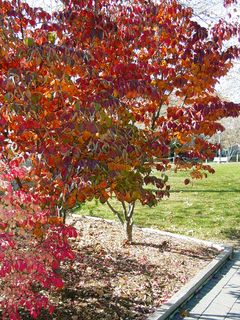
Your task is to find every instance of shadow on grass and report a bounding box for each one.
[221,228,240,243]
[170,189,240,193]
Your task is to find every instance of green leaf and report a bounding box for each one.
[24,38,35,47]
[48,32,57,44]
[31,93,42,104]
[4,93,12,102]
[105,116,112,127]
[162,174,168,183]
[75,102,80,110]
[95,103,101,112]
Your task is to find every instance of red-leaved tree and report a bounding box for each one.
[0,156,77,319]
[0,0,240,317]
[1,0,240,237]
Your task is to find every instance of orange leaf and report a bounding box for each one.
[48,217,63,225]
[33,224,44,238]
[82,130,91,141]
[77,192,86,202]
[97,181,108,189]
[126,90,137,99]
[124,192,132,203]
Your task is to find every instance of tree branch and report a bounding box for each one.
[121,201,128,221]
[17,0,25,40]
[15,176,23,189]
[128,201,135,219]
[106,200,124,225]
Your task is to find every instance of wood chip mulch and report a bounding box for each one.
[16,216,219,320]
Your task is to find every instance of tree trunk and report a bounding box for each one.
[107,200,135,243]
[124,218,133,243]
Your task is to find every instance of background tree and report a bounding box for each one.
[210,116,240,158]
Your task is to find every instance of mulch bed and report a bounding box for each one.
[7,216,220,320]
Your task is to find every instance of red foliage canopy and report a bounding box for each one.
[0,0,239,317]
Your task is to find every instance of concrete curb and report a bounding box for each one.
[146,246,233,320]
[69,214,233,320]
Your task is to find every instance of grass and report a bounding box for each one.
[75,163,240,243]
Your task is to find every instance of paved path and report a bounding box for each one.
[172,251,240,320]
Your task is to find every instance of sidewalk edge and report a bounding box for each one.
[146,246,233,320]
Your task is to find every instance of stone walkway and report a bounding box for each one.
[172,250,240,320]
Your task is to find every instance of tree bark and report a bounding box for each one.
[124,218,133,243]
[122,201,135,243]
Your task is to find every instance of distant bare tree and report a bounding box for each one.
[211,117,240,159]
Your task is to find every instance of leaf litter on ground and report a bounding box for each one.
[18,216,219,320]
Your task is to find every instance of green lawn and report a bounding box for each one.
[75,163,240,243]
